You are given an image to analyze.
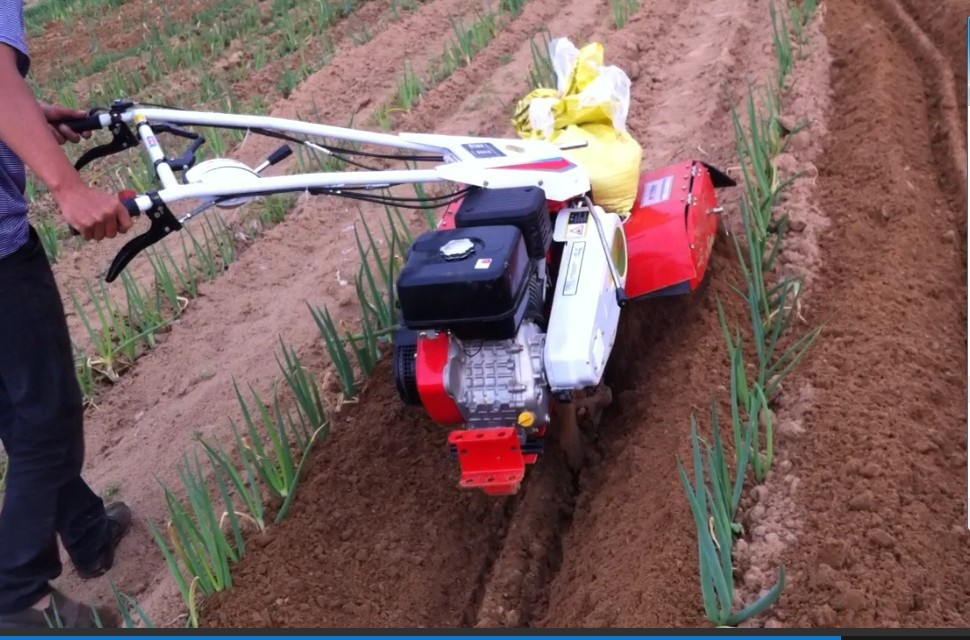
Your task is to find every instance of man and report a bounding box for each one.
[1,0,135,629]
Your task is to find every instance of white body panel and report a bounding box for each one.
[402,132,591,202]
[183,158,260,207]
[543,207,627,391]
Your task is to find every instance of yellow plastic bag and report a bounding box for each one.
[511,38,641,213]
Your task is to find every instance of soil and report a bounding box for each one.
[27,0,215,87]
[766,0,970,627]
[9,0,968,630]
[202,360,511,628]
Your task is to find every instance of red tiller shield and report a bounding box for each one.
[622,160,726,299]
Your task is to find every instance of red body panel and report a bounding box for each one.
[437,200,460,230]
[623,160,722,299]
[448,427,525,496]
[415,334,463,425]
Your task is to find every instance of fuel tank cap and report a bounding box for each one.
[440,237,475,260]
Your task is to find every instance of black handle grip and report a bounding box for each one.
[69,191,142,236]
[105,229,157,283]
[55,115,105,133]
[121,197,141,218]
[267,144,293,166]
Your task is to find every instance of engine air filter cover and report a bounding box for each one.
[454,186,552,259]
[397,225,531,341]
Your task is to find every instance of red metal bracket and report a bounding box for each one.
[448,427,525,496]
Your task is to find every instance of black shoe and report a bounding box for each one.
[0,588,120,629]
[75,501,133,580]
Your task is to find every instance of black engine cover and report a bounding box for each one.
[392,327,421,406]
[454,186,552,260]
[397,225,531,341]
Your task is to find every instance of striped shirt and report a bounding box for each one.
[0,0,31,260]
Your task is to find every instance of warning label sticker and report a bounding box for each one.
[563,242,586,296]
[474,258,492,270]
[567,223,587,238]
[641,175,674,207]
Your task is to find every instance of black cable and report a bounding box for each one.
[326,184,472,202]
[328,148,442,162]
[246,127,442,166]
[322,184,473,203]
[319,189,470,206]
[134,101,186,110]
[312,187,471,210]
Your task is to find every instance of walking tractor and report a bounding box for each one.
[59,95,734,497]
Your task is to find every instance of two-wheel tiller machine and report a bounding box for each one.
[60,98,734,496]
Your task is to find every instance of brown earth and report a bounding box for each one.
[202,359,512,628]
[10,0,968,630]
[767,0,970,628]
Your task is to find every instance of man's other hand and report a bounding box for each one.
[40,104,92,145]
[54,183,133,241]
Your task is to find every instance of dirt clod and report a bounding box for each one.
[848,490,876,511]
[867,529,897,549]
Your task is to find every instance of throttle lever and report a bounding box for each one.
[104,193,182,283]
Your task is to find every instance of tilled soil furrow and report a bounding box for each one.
[459,494,521,627]
[197,360,513,628]
[774,0,969,627]
[450,2,692,626]
[872,0,968,262]
[896,0,970,138]
[469,444,578,628]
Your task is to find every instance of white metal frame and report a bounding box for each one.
[85,104,594,212]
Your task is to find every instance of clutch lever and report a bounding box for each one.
[104,192,182,283]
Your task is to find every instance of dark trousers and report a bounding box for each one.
[0,227,108,614]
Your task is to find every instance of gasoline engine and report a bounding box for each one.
[393,185,628,495]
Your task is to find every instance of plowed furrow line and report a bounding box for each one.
[873,0,968,263]
[773,0,969,627]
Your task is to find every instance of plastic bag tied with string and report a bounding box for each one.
[512,38,642,213]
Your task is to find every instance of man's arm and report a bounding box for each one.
[0,44,131,241]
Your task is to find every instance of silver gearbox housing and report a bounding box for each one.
[442,320,550,429]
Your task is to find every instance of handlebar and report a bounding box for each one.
[120,192,141,218]
[51,98,464,283]
[55,114,106,134]
[68,190,141,238]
